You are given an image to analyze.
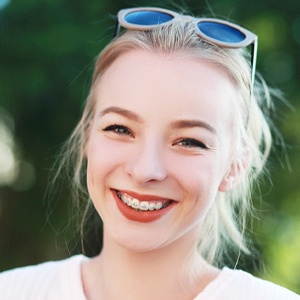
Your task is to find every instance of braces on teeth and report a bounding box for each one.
[117,191,167,211]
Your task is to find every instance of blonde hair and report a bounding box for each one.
[55,18,276,265]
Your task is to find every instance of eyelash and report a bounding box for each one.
[102,125,207,150]
[102,124,132,136]
[177,138,208,149]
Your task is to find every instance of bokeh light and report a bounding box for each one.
[0,109,18,186]
[0,109,36,190]
[0,0,10,10]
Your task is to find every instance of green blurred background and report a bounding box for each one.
[0,0,299,294]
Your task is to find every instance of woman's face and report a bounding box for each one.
[86,50,236,252]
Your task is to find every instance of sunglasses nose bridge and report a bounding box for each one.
[178,15,195,23]
[183,15,193,20]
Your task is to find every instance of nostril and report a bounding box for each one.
[125,167,167,185]
[124,143,168,184]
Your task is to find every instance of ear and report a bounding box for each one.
[218,148,251,192]
[218,172,239,192]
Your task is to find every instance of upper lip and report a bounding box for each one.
[114,189,175,202]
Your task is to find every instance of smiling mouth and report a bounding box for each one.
[116,190,173,212]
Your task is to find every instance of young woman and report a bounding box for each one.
[0,7,299,300]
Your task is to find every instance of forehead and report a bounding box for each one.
[94,50,236,129]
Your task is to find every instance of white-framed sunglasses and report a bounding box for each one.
[115,7,258,94]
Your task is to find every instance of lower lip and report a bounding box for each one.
[112,190,176,223]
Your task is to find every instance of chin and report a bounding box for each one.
[109,227,170,253]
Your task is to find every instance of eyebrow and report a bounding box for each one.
[99,106,217,135]
[98,106,143,123]
[170,119,217,135]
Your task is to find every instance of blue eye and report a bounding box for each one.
[103,124,132,136]
[178,138,207,149]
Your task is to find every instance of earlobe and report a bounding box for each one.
[218,174,238,192]
[219,145,251,192]
[218,148,251,192]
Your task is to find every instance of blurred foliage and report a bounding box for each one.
[0,0,299,294]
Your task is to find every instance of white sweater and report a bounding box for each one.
[0,255,299,300]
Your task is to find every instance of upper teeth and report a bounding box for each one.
[118,192,165,211]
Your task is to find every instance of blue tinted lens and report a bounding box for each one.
[125,11,174,25]
[198,22,245,43]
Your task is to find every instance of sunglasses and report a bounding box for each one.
[115,7,258,94]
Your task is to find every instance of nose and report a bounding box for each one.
[124,140,167,185]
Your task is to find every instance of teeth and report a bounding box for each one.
[140,201,149,211]
[126,198,132,206]
[155,202,163,210]
[149,203,156,211]
[131,199,139,209]
[117,191,169,211]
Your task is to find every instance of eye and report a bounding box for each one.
[102,124,133,136]
[177,138,208,149]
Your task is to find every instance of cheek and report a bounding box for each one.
[86,136,130,194]
[86,155,99,203]
[171,154,222,190]
[86,138,115,194]
[169,154,227,210]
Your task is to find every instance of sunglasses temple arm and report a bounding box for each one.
[250,40,258,94]
[246,40,258,128]
[114,21,121,37]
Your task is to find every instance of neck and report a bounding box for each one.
[101,232,200,299]
[82,228,219,300]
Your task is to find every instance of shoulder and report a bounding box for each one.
[197,267,300,300]
[0,255,88,300]
[228,268,299,299]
